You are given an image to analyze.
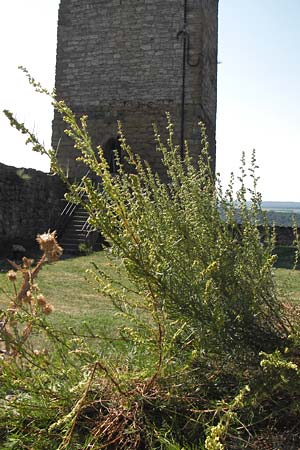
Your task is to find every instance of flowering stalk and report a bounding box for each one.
[0,231,62,358]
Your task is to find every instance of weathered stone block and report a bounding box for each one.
[0,163,65,254]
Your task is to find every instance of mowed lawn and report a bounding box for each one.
[1,249,300,334]
[0,252,126,337]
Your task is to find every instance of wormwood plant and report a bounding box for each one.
[2,68,300,448]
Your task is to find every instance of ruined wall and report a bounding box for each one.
[53,0,219,178]
[0,163,65,254]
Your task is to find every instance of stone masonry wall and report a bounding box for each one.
[53,0,219,178]
[1,162,297,260]
[0,163,65,255]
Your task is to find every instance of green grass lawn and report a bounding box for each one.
[1,251,300,449]
[274,267,300,304]
[1,249,300,334]
[0,252,126,340]
[274,246,300,304]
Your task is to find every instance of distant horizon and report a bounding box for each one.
[0,156,298,205]
[261,201,300,204]
[252,201,300,207]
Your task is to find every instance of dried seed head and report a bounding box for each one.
[37,294,47,307]
[7,270,17,282]
[36,231,63,262]
[43,303,54,315]
[24,291,33,304]
[22,257,34,269]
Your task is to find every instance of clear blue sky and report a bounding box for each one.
[217,1,300,201]
[0,1,299,201]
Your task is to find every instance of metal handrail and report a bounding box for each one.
[60,170,90,216]
[54,170,90,238]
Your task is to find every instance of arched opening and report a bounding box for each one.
[102,137,121,174]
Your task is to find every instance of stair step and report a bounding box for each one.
[72,215,88,220]
[65,222,86,227]
[71,222,87,227]
[65,225,86,231]
[61,236,86,244]
[56,202,99,255]
[62,231,85,236]
[72,220,88,225]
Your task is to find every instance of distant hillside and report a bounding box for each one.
[245,202,300,227]
[265,210,300,227]
[261,201,300,212]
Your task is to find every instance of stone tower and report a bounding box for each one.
[52,0,218,178]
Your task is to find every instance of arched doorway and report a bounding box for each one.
[102,137,121,174]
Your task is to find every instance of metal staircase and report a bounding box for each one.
[56,200,100,255]
[54,175,100,255]
[59,203,89,254]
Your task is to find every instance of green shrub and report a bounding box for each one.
[55,110,289,365]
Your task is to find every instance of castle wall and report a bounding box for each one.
[0,166,297,258]
[0,163,65,255]
[53,0,219,178]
